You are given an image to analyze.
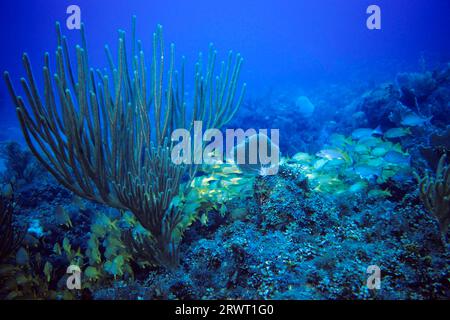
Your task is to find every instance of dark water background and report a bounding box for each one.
[1,0,450,125]
[1,1,450,300]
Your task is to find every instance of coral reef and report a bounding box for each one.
[0,188,23,263]
[91,166,449,300]
[416,154,450,240]
[4,18,245,268]
[0,141,42,188]
[0,20,449,301]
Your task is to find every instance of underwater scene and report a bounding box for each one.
[0,0,449,302]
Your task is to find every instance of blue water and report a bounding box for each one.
[0,0,449,300]
[2,0,450,101]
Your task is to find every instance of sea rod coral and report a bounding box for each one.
[415,154,450,241]
[3,17,246,268]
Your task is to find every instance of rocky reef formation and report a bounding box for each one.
[0,63,449,300]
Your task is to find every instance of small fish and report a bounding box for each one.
[383,150,410,165]
[104,255,125,277]
[306,172,319,180]
[357,136,381,148]
[84,266,100,280]
[378,168,398,183]
[376,141,394,150]
[221,165,241,175]
[53,243,62,255]
[351,126,383,140]
[104,235,125,253]
[86,235,101,264]
[324,158,347,168]
[368,189,392,198]
[329,134,352,148]
[366,158,384,167]
[400,112,432,127]
[62,237,72,256]
[384,127,411,139]
[96,213,119,231]
[348,181,368,193]
[122,212,137,228]
[199,213,208,225]
[390,166,412,183]
[351,128,373,140]
[354,164,381,180]
[371,147,389,157]
[200,176,219,186]
[314,174,339,185]
[313,159,328,170]
[55,206,73,227]
[316,148,351,163]
[43,261,53,282]
[354,144,371,155]
[292,152,313,162]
